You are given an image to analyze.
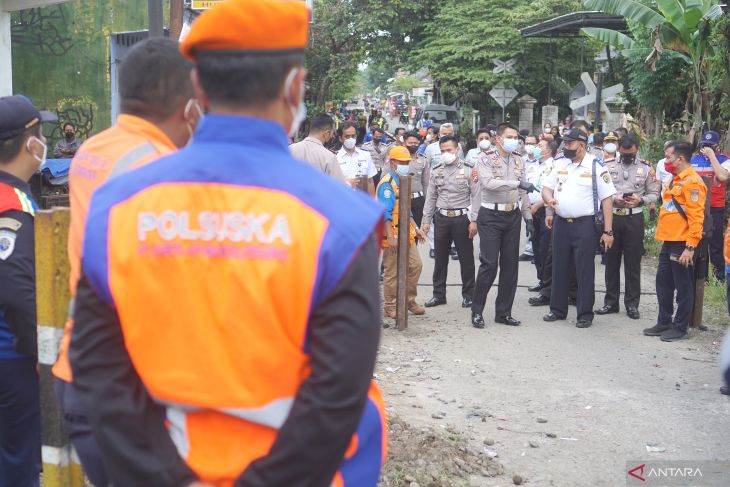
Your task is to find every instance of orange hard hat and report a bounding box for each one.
[389,146,411,162]
[180,0,309,61]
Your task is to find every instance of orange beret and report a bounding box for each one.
[181,0,310,61]
[389,146,411,162]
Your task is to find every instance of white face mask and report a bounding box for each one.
[604,142,617,154]
[425,134,433,142]
[544,128,551,134]
[343,138,356,150]
[478,139,491,151]
[441,152,457,165]
[27,136,47,167]
[284,68,306,138]
[524,144,536,157]
[184,99,204,140]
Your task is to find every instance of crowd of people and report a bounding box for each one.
[0,1,729,486]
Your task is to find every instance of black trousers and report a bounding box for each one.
[539,232,577,300]
[531,207,550,282]
[604,212,644,310]
[472,207,521,317]
[411,195,425,228]
[550,216,598,322]
[432,213,475,300]
[656,241,695,331]
[372,169,382,188]
[709,206,725,282]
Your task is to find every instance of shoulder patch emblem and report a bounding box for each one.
[601,171,610,184]
[383,188,393,199]
[0,217,22,232]
[0,229,17,261]
[690,189,700,202]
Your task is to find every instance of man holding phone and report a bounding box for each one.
[596,134,660,319]
[644,141,706,342]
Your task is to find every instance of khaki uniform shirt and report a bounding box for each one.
[476,149,531,221]
[289,137,345,181]
[409,153,429,194]
[361,140,390,172]
[422,159,480,226]
[606,156,660,208]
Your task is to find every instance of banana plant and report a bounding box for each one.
[581,0,724,137]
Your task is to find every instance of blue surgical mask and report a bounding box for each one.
[533,147,542,160]
[396,164,410,176]
[502,138,519,154]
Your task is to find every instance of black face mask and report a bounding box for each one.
[563,148,578,159]
[373,137,381,144]
[64,132,74,141]
[620,154,636,164]
[407,145,417,155]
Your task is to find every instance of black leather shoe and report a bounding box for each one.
[576,319,593,328]
[568,297,577,306]
[721,385,729,396]
[518,253,533,261]
[471,313,485,329]
[451,253,459,261]
[660,328,688,342]
[595,305,619,315]
[643,323,671,336]
[495,315,521,326]
[461,297,472,308]
[449,247,458,257]
[529,295,550,306]
[626,308,640,320]
[543,312,565,322]
[425,297,446,307]
[429,249,435,258]
[528,282,544,292]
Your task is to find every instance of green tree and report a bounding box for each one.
[581,0,725,139]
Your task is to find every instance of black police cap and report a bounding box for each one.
[0,95,57,141]
[562,127,588,143]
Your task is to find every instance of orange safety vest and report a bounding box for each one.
[376,171,415,248]
[80,115,387,486]
[655,166,706,248]
[52,114,177,382]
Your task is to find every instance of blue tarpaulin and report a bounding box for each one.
[40,158,71,186]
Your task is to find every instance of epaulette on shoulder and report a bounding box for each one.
[594,157,606,167]
[431,161,444,170]
[463,159,475,168]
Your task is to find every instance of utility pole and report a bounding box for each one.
[169,0,184,41]
[148,0,164,38]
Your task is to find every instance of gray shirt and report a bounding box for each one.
[605,156,660,207]
[289,136,345,181]
[422,159,480,225]
[409,153,430,194]
[476,149,531,221]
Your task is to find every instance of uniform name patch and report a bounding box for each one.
[0,229,17,261]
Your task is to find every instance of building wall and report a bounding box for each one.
[11,0,159,147]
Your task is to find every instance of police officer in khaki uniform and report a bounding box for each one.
[404,131,429,227]
[360,126,390,185]
[596,134,660,319]
[421,135,479,309]
[471,123,535,328]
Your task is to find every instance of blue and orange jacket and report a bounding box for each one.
[70,115,387,487]
[376,170,416,247]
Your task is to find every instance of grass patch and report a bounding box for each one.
[703,274,728,323]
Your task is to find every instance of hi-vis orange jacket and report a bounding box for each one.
[655,166,706,248]
[376,170,416,247]
[69,115,387,487]
[52,114,176,382]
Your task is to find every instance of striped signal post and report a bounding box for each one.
[396,175,412,331]
[35,208,85,487]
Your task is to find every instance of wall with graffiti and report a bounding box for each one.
[11,1,160,150]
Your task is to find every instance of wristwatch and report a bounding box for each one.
[602,230,614,236]
[686,245,696,252]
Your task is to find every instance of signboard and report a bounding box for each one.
[492,58,516,75]
[192,0,313,16]
[569,72,623,114]
[489,84,518,108]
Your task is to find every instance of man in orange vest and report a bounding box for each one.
[52,38,199,486]
[69,1,386,486]
[644,141,706,342]
[377,146,426,319]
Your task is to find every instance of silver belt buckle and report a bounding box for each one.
[447,210,456,217]
[504,203,514,211]
[617,208,627,216]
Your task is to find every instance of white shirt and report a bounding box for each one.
[465,148,482,166]
[655,158,672,185]
[544,153,616,218]
[525,157,553,205]
[336,147,377,179]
